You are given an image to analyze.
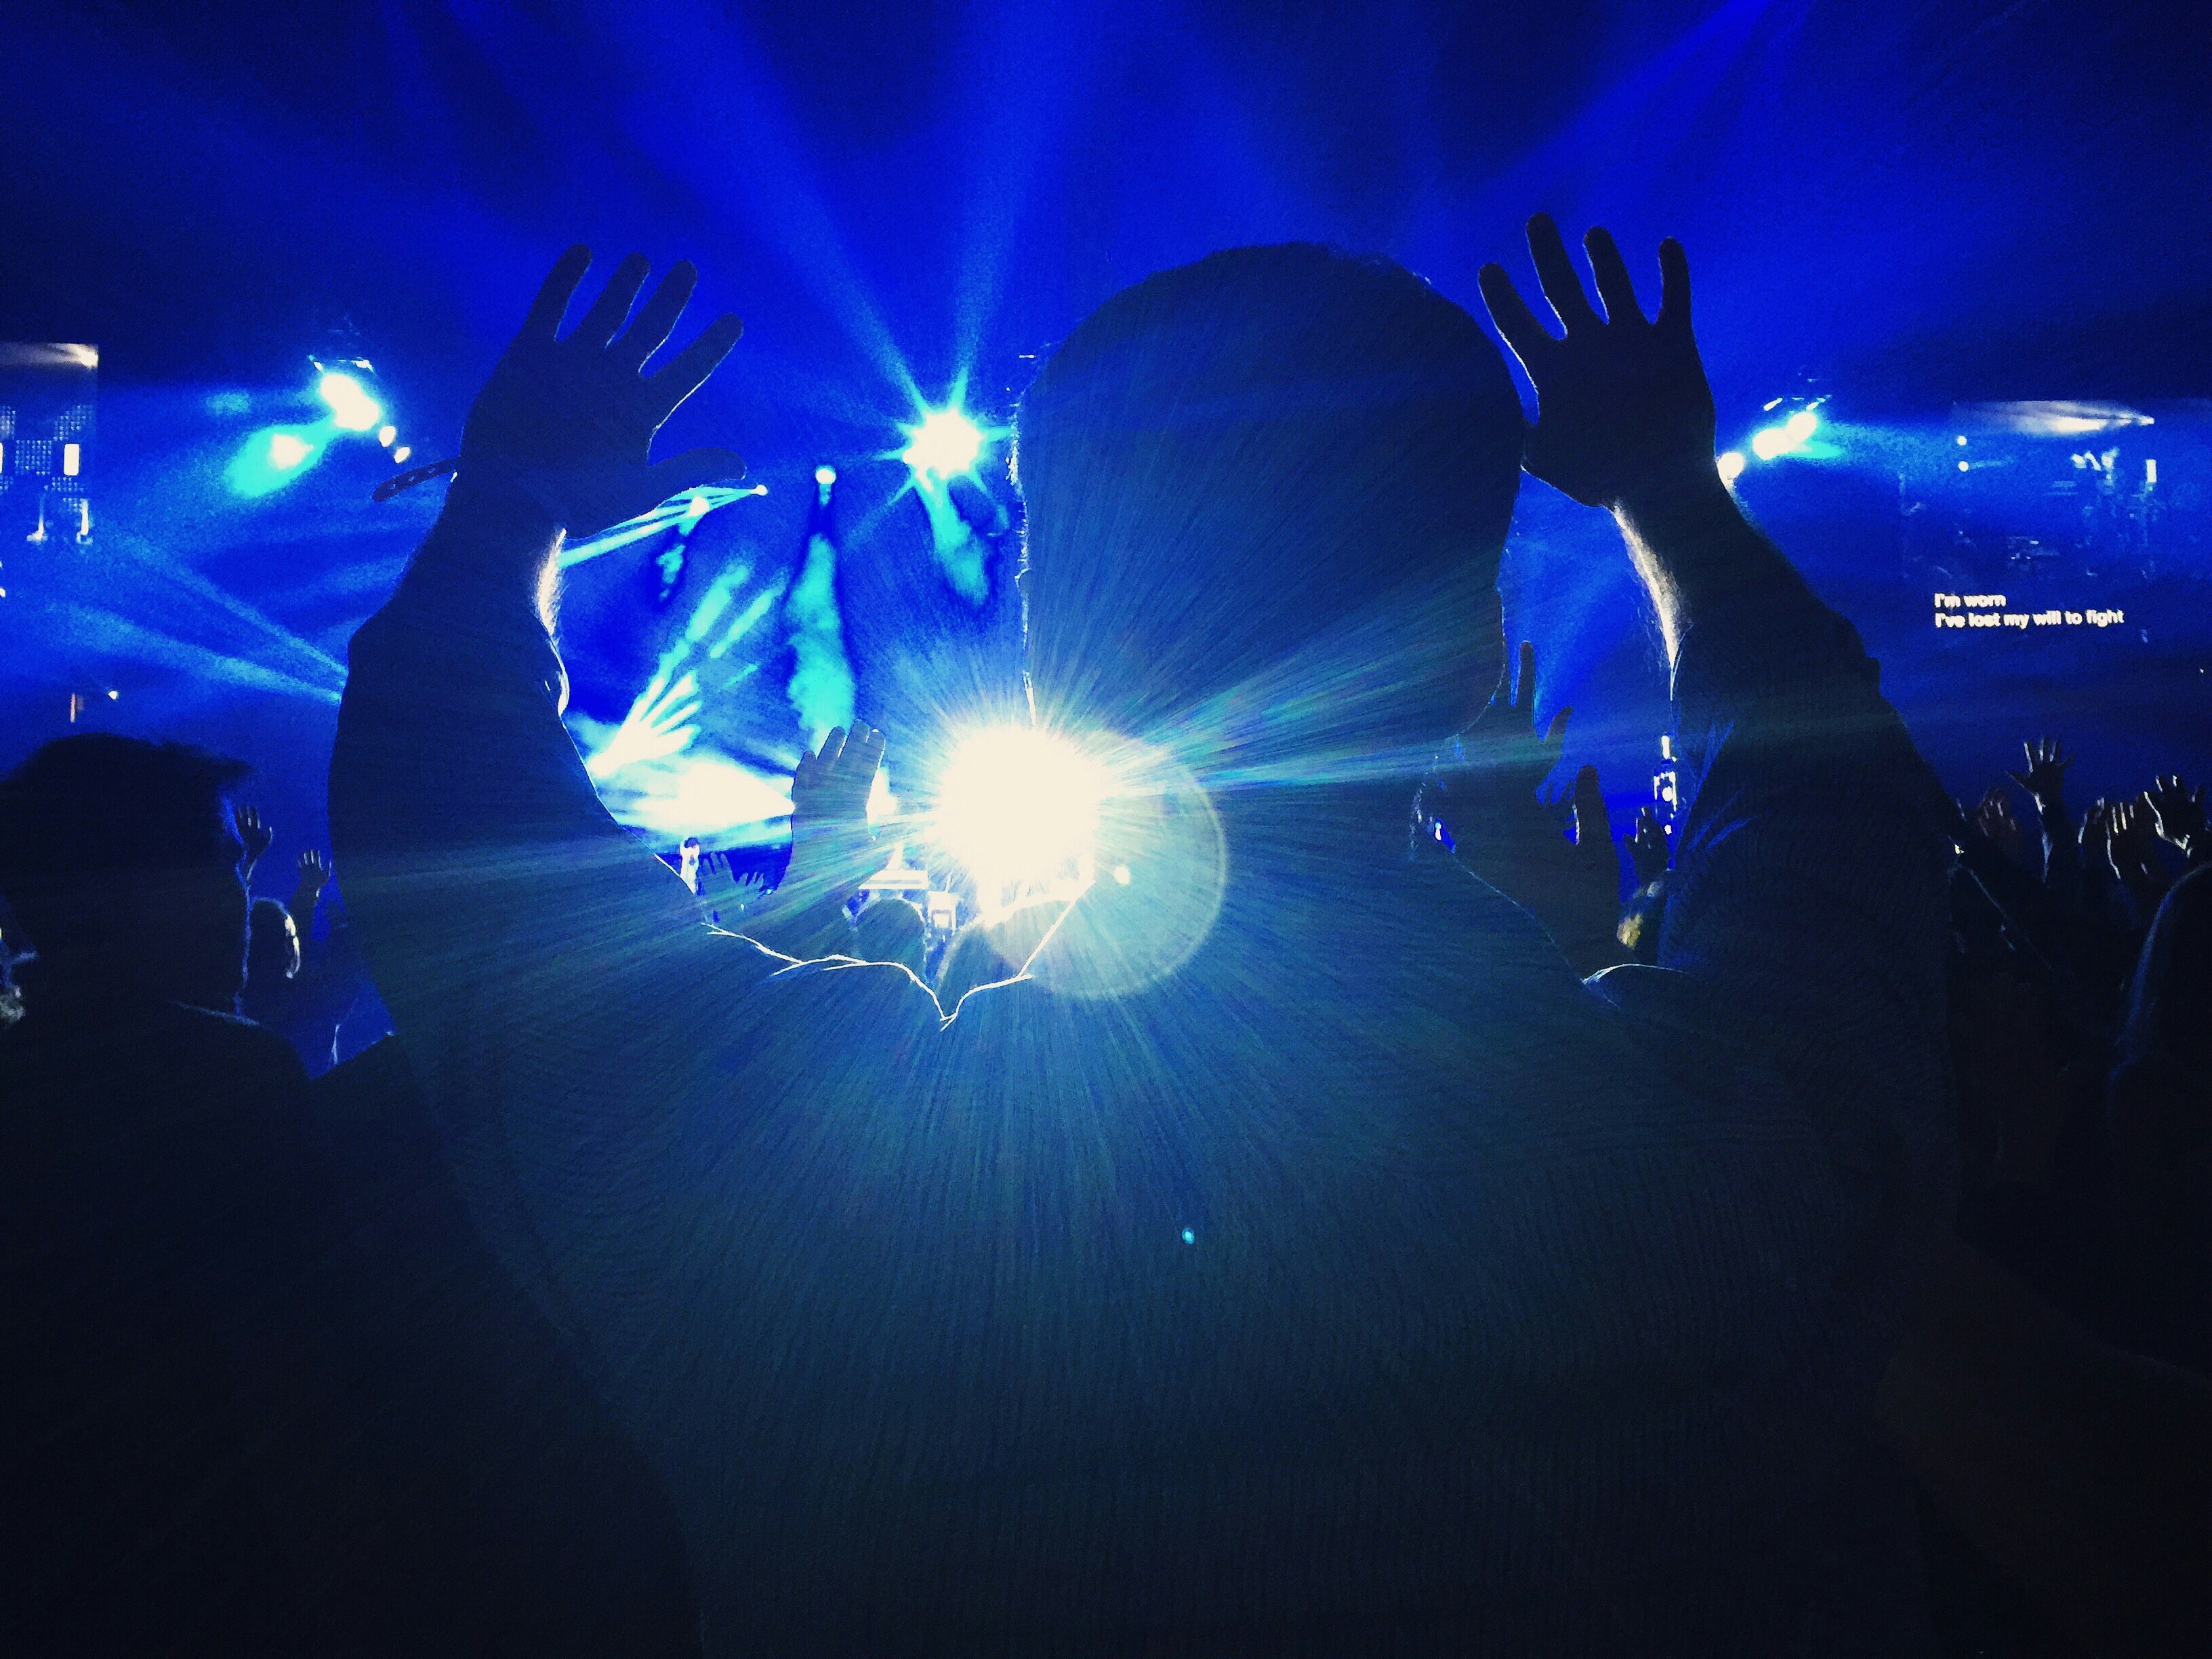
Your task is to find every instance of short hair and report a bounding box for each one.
[1015,243,1521,736]
[0,735,248,924]
[247,897,295,982]
[2123,864,2212,1069]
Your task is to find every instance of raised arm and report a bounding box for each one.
[1481,216,1954,1229]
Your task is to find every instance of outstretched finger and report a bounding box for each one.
[1525,214,1601,333]
[1656,238,1692,332]
[649,313,746,417]
[575,253,652,348]
[1582,227,1643,326]
[1477,263,1557,370]
[618,260,699,369]
[844,724,886,781]
[1544,705,1572,749]
[521,245,593,343]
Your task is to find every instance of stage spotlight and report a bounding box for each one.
[1783,408,1818,443]
[316,371,382,433]
[935,724,1104,917]
[1750,426,1793,459]
[377,424,396,447]
[226,424,326,496]
[815,464,838,487]
[1717,451,1747,483]
[900,407,986,480]
[684,493,711,518]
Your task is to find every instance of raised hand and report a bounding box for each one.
[2143,773,2205,859]
[2007,737,2074,808]
[295,848,331,896]
[1626,806,1671,887]
[2106,796,2175,909]
[1977,785,2026,867]
[462,247,745,537]
[1477,216,1716,512]
[233,802,274,875]
[792,724,886,832]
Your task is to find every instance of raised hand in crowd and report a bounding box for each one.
[2144,773,2206,865]
[1626,806,1671,887]
[1423,638,1627,977]
[1977,785,2028,869]
[287,848,331,932]
[233,801,274,878]
[739,723,887,960]
[2008,736,2074,810]
[2106,796,2175,920]
[1477,218,1713,516]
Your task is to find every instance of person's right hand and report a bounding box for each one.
[460,247,745,538]
[791,724,886,832]
[295,848,331,895]
[1477,215,1717,513]
[2007,737,2074,810]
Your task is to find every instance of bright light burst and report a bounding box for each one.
[935,724,1105,918]
[316,371,383,433]
[899,407,987,480]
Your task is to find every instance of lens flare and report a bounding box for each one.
[935,725,1104,918]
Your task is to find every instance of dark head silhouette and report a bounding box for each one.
[1015,244,1522,752]
[2123,863,2212,1073]
[0,734,251,1012]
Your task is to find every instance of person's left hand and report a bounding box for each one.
[2144,773,2205,858]
[295,848,331,895]
[1977,785,2026,866]
[1626,806,1671,886]
[234,802,274,872]
[460,247,746,537]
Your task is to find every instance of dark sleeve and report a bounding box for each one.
[1661,588,1958,1311]
[327,557,941,1376]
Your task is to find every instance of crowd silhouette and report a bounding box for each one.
[2,218,2206,1655]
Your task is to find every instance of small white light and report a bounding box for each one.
[377,424,396,447]
[1717,451,1747,483]
[392,445,412,464]
[106,689,119,700]
[1958,459,1970,472]
[815,465,837,487]
[1955,435,1968,447]
[62,443,81,477]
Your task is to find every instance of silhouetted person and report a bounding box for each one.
[0,735,350,1651]
[331,232,1952,1651]
[241,849,361,1076]
[0,735,701,1655]
[2108,863,2212,1375]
